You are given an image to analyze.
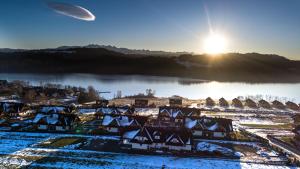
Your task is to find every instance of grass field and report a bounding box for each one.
[240,123,293,130]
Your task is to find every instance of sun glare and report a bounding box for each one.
[203,33,227,55]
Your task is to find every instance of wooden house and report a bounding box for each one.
[157,107,201,127]
[101,115,141,133]
[95,106,134,120]
[122,127,192,151]
[38,105,70,114]
[232,98,243,108]
[258,99,271,109]
[206,97,215,107]
[286,101,299,111]
[185,116,233,139]
[134,99,149,108]
[272,100,286,110]
[32,113,79,132]
[0,101,24,118]
[245,99,257,108]
[169,97,182,107]
[219,98,229,107]
[96,99,109,107]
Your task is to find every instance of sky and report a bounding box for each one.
[0,0,300,59]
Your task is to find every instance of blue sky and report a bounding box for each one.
[0,0,300,59]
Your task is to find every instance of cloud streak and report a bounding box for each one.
[47,2,95,21]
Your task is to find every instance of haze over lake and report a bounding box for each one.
[1,73,299,102]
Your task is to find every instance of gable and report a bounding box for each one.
[159,109,171,117]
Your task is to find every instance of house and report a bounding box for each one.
[164,130,192,151]
[95,106,135,120]
[134,99,149,108]
[286,101,299,111]
[219,98,229,107]
[206,97,215,107]
[0,101,24,118]
[232,98,243,108]
[38,105,70,114]
[157,107,201,127]
[96,99,109,107]
[272,100,286,110]
[258,99,271,109]
[169,97,182,107]
[158,107,185,126]
[32,113,79,132]
[101,115,141,133]
[185,116,233,139]
[245,99,257,108]
[122,127,192,151]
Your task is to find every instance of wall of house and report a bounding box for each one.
[106,127,118,133]
[55,126,66,131]
[131,143,148,150]
[167,145,192,151]
[38,124,47,130]
[213,132,226,138]
[150,143,165,149]
[192,130,203,136]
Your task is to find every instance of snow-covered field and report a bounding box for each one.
[0,132,298,169]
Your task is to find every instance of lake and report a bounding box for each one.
[0,73,300,103]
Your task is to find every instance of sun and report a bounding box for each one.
[203,33,227,55]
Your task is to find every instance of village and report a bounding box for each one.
[0,79,300,168]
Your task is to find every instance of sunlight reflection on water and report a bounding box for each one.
[0,73,299,102]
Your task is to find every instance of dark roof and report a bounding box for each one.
[245,99,257,108]
[232,98,243,108]
[158,107,201,118]
[127,126,191,145]
[219,98,229,107]
[33,113,79,126]
[258,100,271,109]
[185,116,233,132]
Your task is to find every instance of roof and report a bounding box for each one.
[102,115,140,127]
[159,107,200,118]
[123,129,140,139]
[96,107,134,115]
[185,117,233,132]
[33,113,78,126]
[125,126,191,145]
[40,106,67,113]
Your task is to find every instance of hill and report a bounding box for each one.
[0,47,299,82]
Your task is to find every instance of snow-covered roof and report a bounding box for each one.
[185,118,197,129]
[78,108,96,114]
[102,115,114,126]
[207,123,219,131]
[46,114,59,125]
[41,106,65,113]
[33,114,46,123]
[33,113,76,126]
[97,108,118,114]
[123,129,140,139]
[166,134,184,144]
[118,116,131,126]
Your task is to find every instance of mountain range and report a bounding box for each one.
[0,44,190,57]
[0,45,299,82]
